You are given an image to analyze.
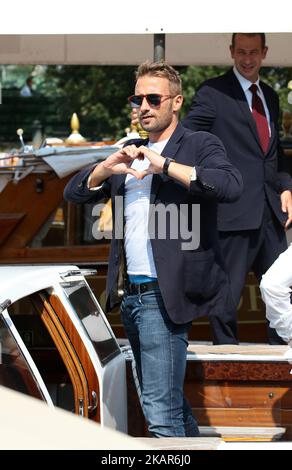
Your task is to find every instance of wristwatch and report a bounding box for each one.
[189,166,197,181]
[163,157,174,176]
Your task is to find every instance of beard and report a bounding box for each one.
[139,110,173,134]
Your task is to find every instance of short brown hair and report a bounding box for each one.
[135,61,182,96]
[232,33,266,49]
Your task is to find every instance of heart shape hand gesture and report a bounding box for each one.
[102,144,165,180]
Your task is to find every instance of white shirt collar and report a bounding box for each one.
[233,66,260,93]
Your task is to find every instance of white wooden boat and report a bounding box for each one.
[0,265,291,448]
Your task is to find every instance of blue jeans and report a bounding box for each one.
[121,288,199,437]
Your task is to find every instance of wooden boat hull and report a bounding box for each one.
[127,345,292,440]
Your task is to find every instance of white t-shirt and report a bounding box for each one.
[124,139,168,277]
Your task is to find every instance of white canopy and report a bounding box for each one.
[40,145,120,178]
[2,0,292,34]
[0,33,291,66]
[0,0,292,66]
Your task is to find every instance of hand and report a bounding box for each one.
[134,145,165,179]
[280,190,292,230]
[101,145,143,178]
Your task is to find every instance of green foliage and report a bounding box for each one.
[43,65,137,140]
[180,65,292,119]
[180,65,228,117]
[260,67,292,115]
[42,64,292,136]
[2,64,292,142]
[1,65,35,89]
[40,64,233,137]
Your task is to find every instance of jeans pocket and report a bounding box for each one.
[140,290,164,307]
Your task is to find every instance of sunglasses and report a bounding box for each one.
[128,94,174,108]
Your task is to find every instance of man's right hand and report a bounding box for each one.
[88,145,143,187]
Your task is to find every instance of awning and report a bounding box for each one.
[0,33,291,66]
[0,0,292,66]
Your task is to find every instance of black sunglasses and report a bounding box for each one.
[128,94,174,108]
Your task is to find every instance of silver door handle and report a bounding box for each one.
[88,391,98,413]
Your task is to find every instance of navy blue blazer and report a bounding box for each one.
[182,69,292,231]
[64,123,243,324]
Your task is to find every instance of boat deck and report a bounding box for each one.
[124,342,292,440]
[187,343,290,361]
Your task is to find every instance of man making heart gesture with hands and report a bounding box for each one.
[64,61,243,437]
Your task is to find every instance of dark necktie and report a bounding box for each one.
[249,83,270,153]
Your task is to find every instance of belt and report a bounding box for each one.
[125,280,160,295]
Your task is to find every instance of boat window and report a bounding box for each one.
[30,201,112,248]
[62,280,120,365]
[0,315,45,400]
[8,297,75,412]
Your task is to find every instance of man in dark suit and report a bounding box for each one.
[64,61,243,437]
[182,33,292,345]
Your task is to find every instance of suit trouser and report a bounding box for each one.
[210,202,287,344]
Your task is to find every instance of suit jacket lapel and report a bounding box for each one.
[261,82,276,153]
[115,173,127,195]
[149,123,185,206]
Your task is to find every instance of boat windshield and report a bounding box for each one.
[62,280,120,366]
[0,316,46,400]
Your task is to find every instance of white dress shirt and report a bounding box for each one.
[233,66,271,136]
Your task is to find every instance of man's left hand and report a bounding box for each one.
[280,190,292,230]
[135,146,165,179]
